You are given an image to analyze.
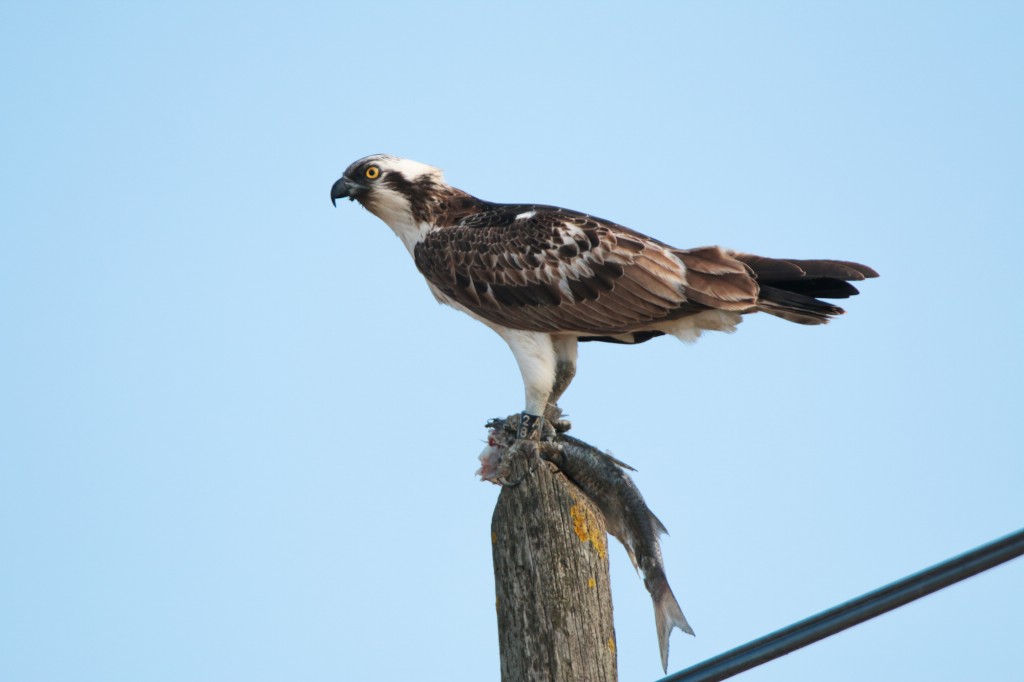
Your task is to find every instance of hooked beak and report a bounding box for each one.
[330,176,352,206]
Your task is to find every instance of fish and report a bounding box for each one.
[479,413,694,673]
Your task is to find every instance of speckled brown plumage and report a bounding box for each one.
[413,192,877,336]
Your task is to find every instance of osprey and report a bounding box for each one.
[331,154,877,438]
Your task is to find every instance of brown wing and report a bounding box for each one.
[412,205,759,335]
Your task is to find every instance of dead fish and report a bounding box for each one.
[480,417,694,673]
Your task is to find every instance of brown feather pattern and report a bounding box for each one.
[410,194,877,337]
[414,205,698,334]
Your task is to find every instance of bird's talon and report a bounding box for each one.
[495,439,542,486]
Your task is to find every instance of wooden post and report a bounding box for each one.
[491,455,618,682]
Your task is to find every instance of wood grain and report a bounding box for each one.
[492,457,617,682]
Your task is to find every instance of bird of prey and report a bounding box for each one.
[331,154,877,438]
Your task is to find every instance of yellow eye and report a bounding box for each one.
[365,166,380,180]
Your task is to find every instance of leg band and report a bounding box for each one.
[516,412,546,440]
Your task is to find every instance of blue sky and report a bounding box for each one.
[2,2,1022,681]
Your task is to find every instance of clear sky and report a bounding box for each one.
[2,2,1022,681]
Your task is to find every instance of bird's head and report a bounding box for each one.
[330,154,447,227]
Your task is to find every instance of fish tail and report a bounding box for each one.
[652,578,694,673]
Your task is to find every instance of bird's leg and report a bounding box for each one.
[495,342,578,485]
[545,337,578,434]
[484,331,574,484]
[496,330,559,442]
[544,359,576,434]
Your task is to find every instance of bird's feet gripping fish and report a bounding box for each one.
[479,410,694,673]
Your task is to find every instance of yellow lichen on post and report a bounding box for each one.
[607,638,616,654]
[588,577,596,589]
[569,498,608,559]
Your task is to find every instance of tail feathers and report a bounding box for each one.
[737,254,878,281]
[651,576,694,673]
[756,285,847,324]
[671,249,877,326]
[734,253,879,325]
[767,277,862,299]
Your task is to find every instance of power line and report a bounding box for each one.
[658,527,1024,682]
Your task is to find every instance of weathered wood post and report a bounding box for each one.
[491,447,618,682]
